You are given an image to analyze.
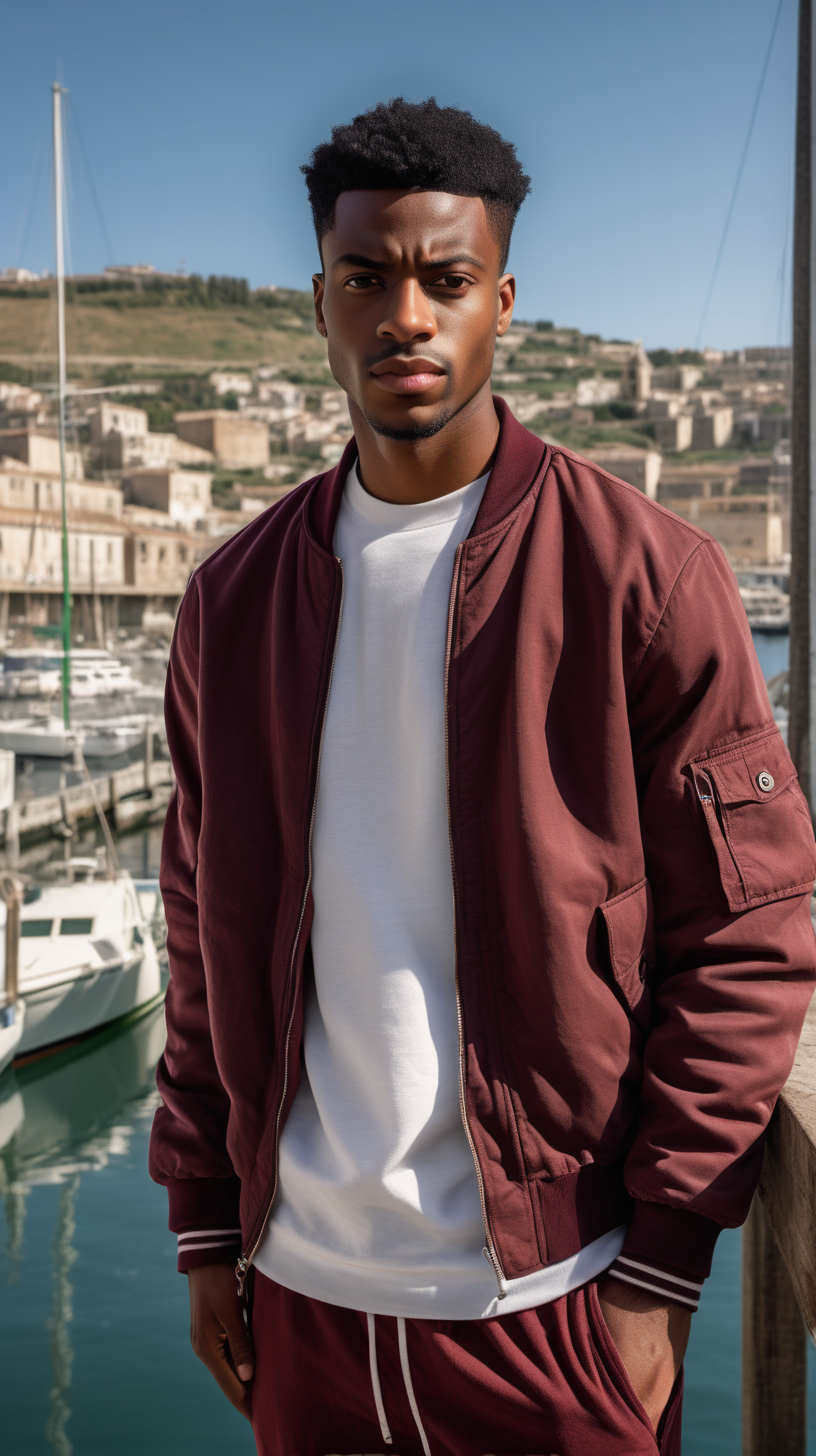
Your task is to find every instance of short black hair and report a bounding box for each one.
[302,97,530,272]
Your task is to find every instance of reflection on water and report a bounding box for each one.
[1,1006,166,1456]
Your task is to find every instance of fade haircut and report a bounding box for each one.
[302,97,531,272]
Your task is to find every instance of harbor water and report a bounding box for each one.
[2,629,815,1455]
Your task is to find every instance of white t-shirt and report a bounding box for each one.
[254,463,624,1317]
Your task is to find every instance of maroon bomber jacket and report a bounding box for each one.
[149,399,816,1306]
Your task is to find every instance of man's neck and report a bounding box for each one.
[349,381,499,506]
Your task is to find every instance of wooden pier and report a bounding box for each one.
[2,753,174,859]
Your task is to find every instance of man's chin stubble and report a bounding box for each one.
[362,405,452,442]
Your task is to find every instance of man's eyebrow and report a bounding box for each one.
[332,252,485,272]
[332,253,395,270]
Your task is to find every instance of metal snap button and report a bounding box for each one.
[757,771,774,793]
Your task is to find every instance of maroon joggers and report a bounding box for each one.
[249,1272,683,1456]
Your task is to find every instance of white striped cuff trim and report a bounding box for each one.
[614,1256,703,1293]
[178,1227,241,1243]
[177,1239,242,1254]
[608,1269,699,1310]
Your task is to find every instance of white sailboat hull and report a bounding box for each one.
[0,719,79,757]
[0,1001,25,1075]
[18,941,161,1056]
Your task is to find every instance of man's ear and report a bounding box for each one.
[313,274,327,337]
[497,274,516,337]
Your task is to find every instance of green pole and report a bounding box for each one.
[53,82,71,730]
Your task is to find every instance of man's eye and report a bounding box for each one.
[435,274,470,290]
[346,275,381,290]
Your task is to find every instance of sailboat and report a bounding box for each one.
[0,86,165,1068]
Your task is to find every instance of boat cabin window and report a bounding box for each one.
[60,917,94,935]
[21,919,54,937]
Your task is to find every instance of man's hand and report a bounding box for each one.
[596,1275,691,1434]
[188,1263,255,1421]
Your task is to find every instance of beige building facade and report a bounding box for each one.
[0,508,126,589]
[124,527,200,592]
[89,402,149,445]
[124,468,212,527]
[174,410,269,468]
[0,430,83,480]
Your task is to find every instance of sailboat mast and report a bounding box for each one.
[52,82,71,730]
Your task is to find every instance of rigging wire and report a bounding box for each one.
[694,0,786,351]
[66,95,116,266]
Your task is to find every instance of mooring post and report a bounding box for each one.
[0,874,22,1008]
[742,1195,807,1455]
[143,720,153,793]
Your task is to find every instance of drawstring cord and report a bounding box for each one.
[367,1313,393,1445]
[366,1314,433,1456]
[398,1317,432,1456]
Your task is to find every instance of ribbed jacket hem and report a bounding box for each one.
[165,1176,242,1272]
[608,1200,723,1310]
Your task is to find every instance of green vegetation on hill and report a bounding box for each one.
[0,279,327,376]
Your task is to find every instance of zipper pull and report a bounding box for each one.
[694,771,713,805]
[482,1245,507,1298]
[236,1256,249,1298]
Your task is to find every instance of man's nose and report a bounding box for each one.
[376,278,437,343]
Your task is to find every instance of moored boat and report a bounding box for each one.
[0,999,25,1076]
[16,860,162,1059]
[0,715,80,757]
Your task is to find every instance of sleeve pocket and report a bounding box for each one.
[599,877,655,1012]
[690,725,816,912]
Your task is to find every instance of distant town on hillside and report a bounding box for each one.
[0,263,792,641]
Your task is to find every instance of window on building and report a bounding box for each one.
[179,545,187,562]
[107,542,113,563]
[158,546,166,562]
[139,542,148,560]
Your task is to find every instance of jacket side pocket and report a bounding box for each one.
[599,878,655,1013]
[690,725,816,912]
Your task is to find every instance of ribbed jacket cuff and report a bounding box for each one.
[608,1201,723,1312]
[165,1176,243,1273]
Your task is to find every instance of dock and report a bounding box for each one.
[2,754,174,859]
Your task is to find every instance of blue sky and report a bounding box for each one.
[0,0,797,350]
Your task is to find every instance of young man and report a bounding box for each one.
[150,99,816,1455]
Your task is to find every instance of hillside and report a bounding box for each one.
[0,277,329,379]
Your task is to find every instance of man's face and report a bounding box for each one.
[313,190,515,441]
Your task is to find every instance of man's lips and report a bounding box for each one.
[369,360,446,396]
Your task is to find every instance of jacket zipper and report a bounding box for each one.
[444,543,507,1299]
[237,565,345,1295]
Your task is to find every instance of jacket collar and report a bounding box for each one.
[304,395,550,556]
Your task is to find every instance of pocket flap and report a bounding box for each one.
[695,728,797,806]
[600,878,654,993]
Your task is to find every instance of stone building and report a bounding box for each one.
[100,429,214,470]
[582,443,662,499]
[669,495,787,565]
[0,460,122,517]
[652,414,694,452]
[619,342,652,403]
[691,407,733,451]
[89,402,149,445]
[0,507,126,589]
[124,527,200,593]
[123,468,212,529]
[174,410,269,468]
[0,429,84,480]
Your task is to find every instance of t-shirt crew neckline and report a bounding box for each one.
[345,461,490,533]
